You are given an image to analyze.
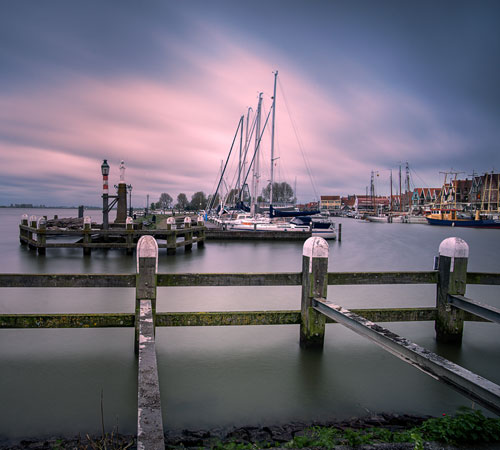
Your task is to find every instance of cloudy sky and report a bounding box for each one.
[1,0,499,207]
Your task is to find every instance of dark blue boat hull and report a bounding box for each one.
[426,217,500,228]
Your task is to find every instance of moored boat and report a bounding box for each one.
[426,209,500,228]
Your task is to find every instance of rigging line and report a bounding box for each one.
[277,77,320,201]
[215,110,258,208]
[240,109,259,178]
[260,104,271,181]
[410,167,431,189]
[208,116,244,211]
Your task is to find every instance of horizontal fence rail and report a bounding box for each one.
[466,272,500,285]
[3,271,500,289]
[327,271,438,285]
[0,274,136,288]
[0,270,460,288]
[0,308,489,329]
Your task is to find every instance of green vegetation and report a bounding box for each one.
[210,408,500,449]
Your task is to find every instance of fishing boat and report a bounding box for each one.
[426,171,500,228]
[426,209,500,228]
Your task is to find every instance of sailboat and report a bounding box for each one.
[209,71,334,237]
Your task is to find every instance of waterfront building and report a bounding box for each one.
[320,195,341,213]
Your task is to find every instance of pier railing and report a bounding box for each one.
[1,236,500,447]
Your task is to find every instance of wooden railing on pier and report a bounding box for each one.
[1,236,500,446]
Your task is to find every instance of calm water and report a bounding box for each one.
[1,208,500,441]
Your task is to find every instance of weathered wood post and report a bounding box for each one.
[135,235,164,449]
[300,236,329,348]
[20,214,28,244]
[197,215,205,248]
[28,215,37,250]
[83,216,92,256]
[435,237,469,343]
[184,216,192,251]
[166,217,176,255]
[36,217,46,255]
[125,216,134,255]
[338,223,342,242]
[135,235,158,353]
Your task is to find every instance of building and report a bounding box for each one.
[355,195,390,212]
[411,188,441,207]
[320,195,341,212]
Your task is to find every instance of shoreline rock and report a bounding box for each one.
[1,414,499,449]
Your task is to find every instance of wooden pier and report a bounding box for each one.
[19,214,205,255]
[205,228,311,240]
[1,236,500,445]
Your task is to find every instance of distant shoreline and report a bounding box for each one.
[0,206,102,210]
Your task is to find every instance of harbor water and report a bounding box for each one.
[1,208,500,441]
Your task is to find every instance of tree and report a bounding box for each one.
[158,193,173,209]
[176,193,189,211]
[190,191,207,211]
[261,182,295,203]
[207,193,221,210]
[225,188,240,205]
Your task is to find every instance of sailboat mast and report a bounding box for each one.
[237,115,244,196]
[406,162,411,212]
[252,93,263,215]
[270,70,278,208]
[399,165,402,212]
[390,169,393,211]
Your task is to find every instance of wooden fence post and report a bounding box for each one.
[166,217,176,255]
[435,237,469,343]
[196,215,205,248]
[300,236,329,348]
[126,216,134,255]
[28,215,37,250]
[20,214,28,244]
[184,216,192,251]
[136,235,158,353]
[135,235,164,449]
[83,216,92,256]
[36,217,46,255]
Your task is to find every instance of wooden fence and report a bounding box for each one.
[1,235,500,448]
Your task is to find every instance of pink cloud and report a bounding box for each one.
[0,28,466,205]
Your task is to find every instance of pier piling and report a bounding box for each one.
[20,214,28,244]
[184,216,192,251]
[197,215,205,248]
[36,217,46,255]
[83,216,92,256]
[166,217,176,255]
[135,236,164,449]
[435,237,469,343]
[300,236,328,348]
[135,236,158,353]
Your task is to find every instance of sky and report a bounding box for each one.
[1,0,500,207]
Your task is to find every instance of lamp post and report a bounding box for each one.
[101,159,110,230]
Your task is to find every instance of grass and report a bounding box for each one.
[210,407,500,449]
